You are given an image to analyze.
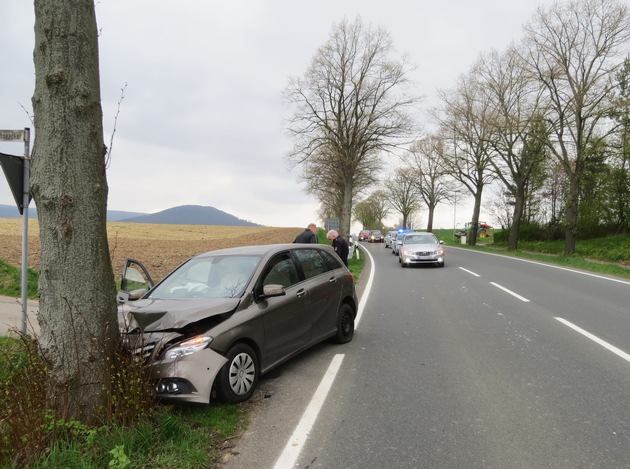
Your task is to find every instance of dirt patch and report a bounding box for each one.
[0,219,301,281]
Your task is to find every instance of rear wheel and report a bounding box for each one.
[216,343,259,404]
[332,303,355,344]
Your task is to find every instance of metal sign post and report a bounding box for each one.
[0,128,31,334]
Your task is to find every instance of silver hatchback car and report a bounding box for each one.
[398,233,445,267]
[117,244,358,404]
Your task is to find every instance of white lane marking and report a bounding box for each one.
[273,354,345,469]
[354,244,374,327]
[451,246,630,286]
[272,244,375,468]
[555,317,630,364]
[459,267,480,277]
[490,282,530,302]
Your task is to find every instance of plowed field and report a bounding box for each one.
[0,219,301,281]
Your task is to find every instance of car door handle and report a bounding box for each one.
[328,277,337,283]
[296,288,307,297]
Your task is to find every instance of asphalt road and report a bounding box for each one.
[0,295,38,336]
[221,241,630,469]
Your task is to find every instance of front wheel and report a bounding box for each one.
[332,303,355,344]
[216,343,259,404]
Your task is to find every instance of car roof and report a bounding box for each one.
[194,243,335,258]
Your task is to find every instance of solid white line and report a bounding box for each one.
[272,244,375,468]
[354,244,375,327]
[459,267,480,277]
[490,282,530,302]
[273,354,345,469]
[555,317,630,363]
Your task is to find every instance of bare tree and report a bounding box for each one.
[383,168,423,229]
[475,46,549,250]
[434,71,496,245]
[353,192,389,230]
[522,0,630,253]
[31,0,118,422]
[284,16,419,237]
[302,145,375,235]
[607,56,630,233]
[404,135,456,232]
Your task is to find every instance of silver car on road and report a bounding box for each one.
[398,232,445,267]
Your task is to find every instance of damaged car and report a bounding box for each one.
[117,243,358,405]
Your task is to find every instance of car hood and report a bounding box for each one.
[122,297,241,332]
[402,243,441,250]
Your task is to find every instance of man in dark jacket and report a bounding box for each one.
[293,223,318,243]
[327,230,349,266]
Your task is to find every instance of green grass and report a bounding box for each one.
[0,338,250,469]
[0,259,38,298]
[21,405,247,469]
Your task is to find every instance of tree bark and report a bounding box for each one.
[31,0,118,423]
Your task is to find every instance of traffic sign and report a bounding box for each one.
[0,129,27,142]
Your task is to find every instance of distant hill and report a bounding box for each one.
[122,205,260,226]
[0,204,145,221]
[0,204,260,226]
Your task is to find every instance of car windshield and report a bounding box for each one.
[404,234,437,244]
[148,255,262,299]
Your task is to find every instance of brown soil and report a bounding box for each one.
[0,219,301,281]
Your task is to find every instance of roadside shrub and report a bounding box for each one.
[492,229,509,245]
[0,334,158,467]
[0,335,49,467]
[518,222,546,241]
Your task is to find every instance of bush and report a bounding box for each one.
[492,229,509,245]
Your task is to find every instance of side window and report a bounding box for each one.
[294,249,327,279]
[262,253,299,288]
[320,249,343,271]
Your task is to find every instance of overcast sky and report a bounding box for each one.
[0,0,559,230]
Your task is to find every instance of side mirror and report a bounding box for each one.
[116,291,129,304]
[262,284,286,299]
[117,288,147,304]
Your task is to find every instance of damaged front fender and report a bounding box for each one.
[149,348,228,405]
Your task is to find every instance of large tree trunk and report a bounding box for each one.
[564,175,579,255]
[31,0,118,423]
[339,179,354,238]
[469,192,483,246]
[426,203,436,232]
[508,184,526,251]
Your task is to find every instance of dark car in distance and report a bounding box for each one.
[117,244,358,405]
[369,230,384,243]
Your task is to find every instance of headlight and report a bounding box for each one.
[165,335,213,360]
[436,249,444,255]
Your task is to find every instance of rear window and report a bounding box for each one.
[294,248,342,279]
[294,249,327,279]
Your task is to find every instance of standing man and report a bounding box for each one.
[293,223,318,243]
[327,230,349,266]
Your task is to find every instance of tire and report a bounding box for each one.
[332,303,355,344]
[216,343,259,404]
